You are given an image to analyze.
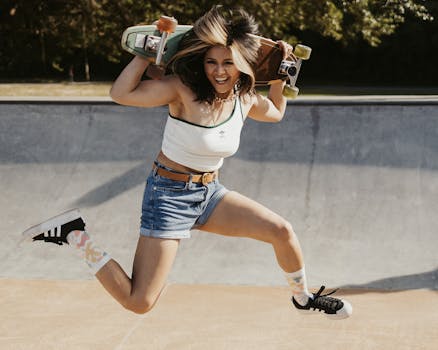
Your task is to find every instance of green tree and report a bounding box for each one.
[144,0,432,45]
[0,0,433,80]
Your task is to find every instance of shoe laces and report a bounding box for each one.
[309,286,343,312]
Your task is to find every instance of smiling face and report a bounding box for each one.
[204,46,241,98]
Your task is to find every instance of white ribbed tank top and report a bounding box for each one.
[161,97,244,172]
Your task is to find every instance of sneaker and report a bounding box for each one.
[292,285,352,320]
[22,209,85,246]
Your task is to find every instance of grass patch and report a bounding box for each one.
[0,82,437,97]
[0,82,112,97]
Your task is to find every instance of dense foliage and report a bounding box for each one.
[0,0,435,85]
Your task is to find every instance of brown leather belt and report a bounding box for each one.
[153,164,217,186]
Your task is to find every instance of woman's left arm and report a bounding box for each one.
[248,40,291,123]
[248,80,287,123]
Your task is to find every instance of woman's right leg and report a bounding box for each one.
[95,236,179,314]
[22,209,179,315]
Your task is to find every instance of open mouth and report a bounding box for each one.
[214,77,229,85]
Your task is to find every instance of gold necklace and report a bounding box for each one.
[213,90,236,104]
[202,90,238,126]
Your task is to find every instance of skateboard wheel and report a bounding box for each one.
[283,85,299,98]
[294,45,312,60]
[156,16,178,33]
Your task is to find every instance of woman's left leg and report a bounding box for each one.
[197,191,353,319]
[197,191,304,273]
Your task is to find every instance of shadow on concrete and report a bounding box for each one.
[339,267,438,292]
[71,162,148,207]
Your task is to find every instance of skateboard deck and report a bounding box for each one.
[121,16,311,98]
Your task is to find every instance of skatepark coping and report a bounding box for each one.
[1,95,438,105]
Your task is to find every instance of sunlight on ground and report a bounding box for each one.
[0,83,112,96]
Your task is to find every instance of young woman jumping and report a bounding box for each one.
[23,5,352,319]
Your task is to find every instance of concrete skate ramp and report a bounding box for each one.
[1,280,437,350]
[0,99,437,290]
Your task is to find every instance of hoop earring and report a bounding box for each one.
[235,78,242,92]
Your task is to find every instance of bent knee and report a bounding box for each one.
[271,220,297,243]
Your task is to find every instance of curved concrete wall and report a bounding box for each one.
[1,100,437,289]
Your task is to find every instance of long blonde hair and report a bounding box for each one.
[167,5,260,103]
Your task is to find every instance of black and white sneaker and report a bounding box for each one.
[22,209,85,246]
[292,285,352,320]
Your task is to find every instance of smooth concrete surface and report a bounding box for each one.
[0,98,437,348]
[1,99,437,288]
[1,280,437,350]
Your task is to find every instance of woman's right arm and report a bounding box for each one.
[110,56,179,108]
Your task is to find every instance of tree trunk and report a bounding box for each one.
[82,20,90,81]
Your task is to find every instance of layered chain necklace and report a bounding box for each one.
[203,89,237,126]
[213,90,236,104]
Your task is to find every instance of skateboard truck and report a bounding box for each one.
[155,16,177,65]
[146,16,178,80]
[278,60,298,77]
[135,35,161,54]
[280,44,312,98]
[280,59,301,98]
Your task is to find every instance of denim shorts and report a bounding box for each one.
[140,162,229,239]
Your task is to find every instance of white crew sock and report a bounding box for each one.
[67,230,111,275]
[285,266,313,306]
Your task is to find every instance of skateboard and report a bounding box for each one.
[121,16,311,98]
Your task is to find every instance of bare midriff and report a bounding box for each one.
[156,150,218,175]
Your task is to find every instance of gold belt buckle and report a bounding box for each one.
[201,172,212,186]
